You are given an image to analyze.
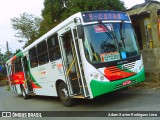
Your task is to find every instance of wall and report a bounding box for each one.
[141,48,160,81]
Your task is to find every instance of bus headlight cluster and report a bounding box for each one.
[90,73,93,77]
[90,73,105,81]
[94,74,99,79]
[100,76,105,81]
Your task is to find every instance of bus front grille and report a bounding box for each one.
[107,62,136,73]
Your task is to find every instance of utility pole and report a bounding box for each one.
[6,41,10,59]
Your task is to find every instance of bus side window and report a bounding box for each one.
[37,41,49,65]
[29,47,38,68]
[47,34,61,61]
[14,59,23,73]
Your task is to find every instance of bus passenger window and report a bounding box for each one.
[37,41,49,65]
[29,47,38,68]
[47,34,61,62]
[14,59,23,73]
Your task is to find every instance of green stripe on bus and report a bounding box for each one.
[27,58,42,88]
[29,71,42,88]
[90,68,145,98]
[16,51,23,57]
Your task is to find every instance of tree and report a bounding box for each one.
[0,52,7,80]
[0,51,13,63]
[14,49,21,55]
[10,12,42,47]
[40,0,62,35]
[40,0,126,34]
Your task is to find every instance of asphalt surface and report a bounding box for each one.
[0,86,160,120]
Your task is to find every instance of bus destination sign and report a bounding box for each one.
[82,11,130,22]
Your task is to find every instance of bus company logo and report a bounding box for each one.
[57,64,63,74]
[39,71,46,75]
[2,112,11,117]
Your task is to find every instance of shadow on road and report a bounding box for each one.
[77,89,138,107]
[15,88,138,109]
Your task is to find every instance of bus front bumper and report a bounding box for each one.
[90,68,145,98]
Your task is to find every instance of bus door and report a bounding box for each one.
[59,29,88,97]
[21,56,33,94]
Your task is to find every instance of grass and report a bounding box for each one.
[5,85,10,91]
[0,79,10,91]
[0,79,9,87]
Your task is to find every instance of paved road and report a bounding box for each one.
[0,86,160,120]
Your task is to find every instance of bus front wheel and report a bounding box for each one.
[58,82,75,107]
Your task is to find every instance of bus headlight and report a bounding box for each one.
[100,76,104,81]
[94,74,99,79]
[90,73,93,77]
[89,73,109,82]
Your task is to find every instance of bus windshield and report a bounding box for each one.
[83,23,140,63]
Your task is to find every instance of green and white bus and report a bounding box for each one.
[6,10,145,106]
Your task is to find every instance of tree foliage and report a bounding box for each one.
[0,50,13,64]
[11,12,42,46]
[0,51,8,79]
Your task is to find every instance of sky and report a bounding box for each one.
[0,0,44,54]
[0,0,153,54]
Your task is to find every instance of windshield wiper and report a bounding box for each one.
[120,20,126,48]
[98,20,122,56]
[98,20,116,39]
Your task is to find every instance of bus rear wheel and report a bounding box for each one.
[58,82,75,107]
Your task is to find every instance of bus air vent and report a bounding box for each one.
[123,62,136,70]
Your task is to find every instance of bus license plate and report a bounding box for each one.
[122,80,131,86]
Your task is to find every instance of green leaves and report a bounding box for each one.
[10,12,42,46]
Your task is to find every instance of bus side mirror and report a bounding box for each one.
[77,25,84,39]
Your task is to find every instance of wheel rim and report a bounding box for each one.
[61,88,69,101]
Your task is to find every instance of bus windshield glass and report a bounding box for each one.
[83,23,140,63]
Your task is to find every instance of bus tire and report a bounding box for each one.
[21,87,29,100]
[58,82,75,107]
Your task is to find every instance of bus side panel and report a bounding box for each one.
[90,68,145,98]
[29,59,65,96]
